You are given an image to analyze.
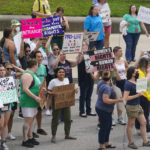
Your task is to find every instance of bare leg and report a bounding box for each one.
[36,109,42,129]
[8,110,15,133]
[28,117,35,139]
[137,114,147,143]
[126,118,135,144]
[104,33,110,48]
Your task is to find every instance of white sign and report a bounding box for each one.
[136,78,148,93]
[137,6,150,24]
[0,77,18,104]
[62,33,83,53]
[99,8,110,23]
[83,32,100,42]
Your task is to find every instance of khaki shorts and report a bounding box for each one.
[126,105,144,119]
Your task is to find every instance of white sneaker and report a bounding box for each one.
[45,110,51,116]
[147,132,150,138]
[1,141,9,150]
[7,133,16,140]
[135,129,141,136]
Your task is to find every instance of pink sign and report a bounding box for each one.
[21,18,42,39]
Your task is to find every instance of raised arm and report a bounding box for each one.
[45,36,53,56]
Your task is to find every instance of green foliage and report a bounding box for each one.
[0,0,150,16]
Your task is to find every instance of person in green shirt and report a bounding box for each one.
[34,51,48,136]
[122,5,149,63]
[20,59,41,148]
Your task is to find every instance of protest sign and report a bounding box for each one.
[137,6,150,24]
[39,79,47,109]
[62,33,83,53]
[136,78,148,93]
[99,8,111,23]
[42,16,63,37]
[0,77,18,105]
[83,32,100,42]
[21,18,42,39]
[84,47,114,73]
[54,83,75,110]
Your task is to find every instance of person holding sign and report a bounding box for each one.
[51,7,69,50]
[96,71,123,150]
[122,5,149,63]
[95,0,111,48]
[135,57,150,137]
[20,59,41,148]
[123,66,150,149]
[84,5,104,51]
[0,64,11,150]
[48,67,77,143]
[32,0,51,18]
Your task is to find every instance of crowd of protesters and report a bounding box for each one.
[0,0,150,150]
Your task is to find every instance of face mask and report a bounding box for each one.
[16,27,20,33]
[135,72,139,80]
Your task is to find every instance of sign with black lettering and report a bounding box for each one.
[0,77,18,104]
[84,47,114,73]
[54,83,75,109]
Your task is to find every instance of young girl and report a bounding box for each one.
[48,67,77,143]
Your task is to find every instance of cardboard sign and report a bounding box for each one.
[63,33,83,53]
[21,18,42,39]
[84,47,114,73]
[54,83,75,110]
[42,16,63,37]
[83,32,100,42]
[0,77,18,105]
[136,78,148,93]
[137,6,150,24]
[99,8,111,23]
[39,79,47,109]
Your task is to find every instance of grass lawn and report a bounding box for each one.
[0,0,150,17]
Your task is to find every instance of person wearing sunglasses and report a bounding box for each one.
[18,39,31,70]
[45,43,59,116]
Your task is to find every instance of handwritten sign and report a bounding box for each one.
[42,16,63,37]
[21,18,42,39]
[54,83,75,110]
[136,78,148,93]
[84,47,114,73]
[137,6,150,24]
[99,8,111,23]
[83,32,100,42]
[0,77,18,105]
[63,33,83,53]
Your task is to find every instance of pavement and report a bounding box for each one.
[0,32,150,150]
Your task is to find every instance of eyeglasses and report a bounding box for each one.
[6,68,12,70]
[53,48,59,51]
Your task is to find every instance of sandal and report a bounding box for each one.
[65,136,77,140]
[106,144,116,148]
[98,148,107,150]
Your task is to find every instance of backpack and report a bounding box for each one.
[31,0,41,18]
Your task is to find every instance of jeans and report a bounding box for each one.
[135,96,150,132]
[123,33,140,61]
[96,108,112,144]
[79,80,94,114]
[89,39,104,51]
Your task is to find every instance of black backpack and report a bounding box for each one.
[31,0,41,18]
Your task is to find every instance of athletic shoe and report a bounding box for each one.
[112,121,116,126]
[1,141,9,150]
[28,138,40,145]
[18,114,24,119]
[22,140,34,148]
[118,118,126,125]
[45,109,51,116]
[143,141,150,147]
[7,133,16,140]
[128,142,138,149]
[37,129,48,135]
